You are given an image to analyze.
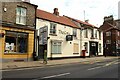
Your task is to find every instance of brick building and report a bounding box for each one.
[100,15,120,56]
[0,1,37,62]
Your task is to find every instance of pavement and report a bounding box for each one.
[0,56,119,70]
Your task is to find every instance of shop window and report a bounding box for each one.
[16,7,26,25]
[51,42,61,54]
[73,43,79,54]
[50,23,56,35]
[99,31,101,40]
[4,31,28,53]
[84,42,88,53]
[99,44,101,53]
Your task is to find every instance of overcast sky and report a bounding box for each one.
[30,0,120,27]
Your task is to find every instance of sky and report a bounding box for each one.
[30,0,120,27]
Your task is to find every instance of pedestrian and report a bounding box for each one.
[43,50,47,64]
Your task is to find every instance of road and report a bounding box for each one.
[2,58,120,80]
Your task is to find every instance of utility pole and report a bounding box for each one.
[84,10,85,21]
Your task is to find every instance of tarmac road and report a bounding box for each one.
[2,58,120,80]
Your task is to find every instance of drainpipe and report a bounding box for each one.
[80,27,84,57]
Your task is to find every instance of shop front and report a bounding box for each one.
[0,27,34,62]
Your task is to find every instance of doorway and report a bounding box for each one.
[38,44,47,59]
[89,41,98,56]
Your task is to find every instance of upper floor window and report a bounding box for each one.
[84,29,88,38]
[99,31,101,40]
[106,40,111,44]
[50,23,56,34]
[95,30,97,38]
[16,7,27,25]
[91,29,94,38]
[106,31,111,36]
[118,31,120,36]
[73,28,77,38]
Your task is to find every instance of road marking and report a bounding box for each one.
[88,60,119,71]
[2,66,45,72]
[88,66,102,70]
[114,62,120,65]
[41,72,70,79]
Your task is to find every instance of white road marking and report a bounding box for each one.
[88,66,102,70]
[88,60,119,71]
[41,72,70,79]
[2,66,45,72]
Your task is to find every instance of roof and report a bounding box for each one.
[100,22,120,32]
[64,16,95,27]
[37,9,79,28]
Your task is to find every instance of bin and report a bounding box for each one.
[82,50,86,58]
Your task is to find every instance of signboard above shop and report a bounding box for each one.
[66,35,73,41]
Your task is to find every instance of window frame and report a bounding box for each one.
[106,31,111,36]
[50,23,57,35]
[84,29,88,38]
[51,42,62,54]
[4,31,28,54]
[16,7,27,25]
[73,28,77,38]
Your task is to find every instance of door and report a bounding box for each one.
[89,42,98,56]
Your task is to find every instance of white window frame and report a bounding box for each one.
[99,44,101,53]
[50,23,56,34]
[73,28,77,38]
[106,31,111,36]
[84,29,88,38]
[51,42,62,54]
[16,7,26,25]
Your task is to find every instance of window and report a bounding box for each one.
[50,23,56,34]
[84,42,88,53]
[84,29,88,38]
[99,31,101,40]
[99,44,101,53]
[73,43,79,53]
[73,29,77,38]
[91,29,94,38]
[117,40,120,44]
[95,30,97,38]
[5,31,28,53]
[118,31,120,36]
[16,7,26,25]
[51,42,61,54]
[106,40,111,44]
[106,31,111,36]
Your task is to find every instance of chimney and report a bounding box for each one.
[85,20,89,23]
[53,8,59,16]
[104,15,114,24]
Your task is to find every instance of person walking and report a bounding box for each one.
[43,50,47,64]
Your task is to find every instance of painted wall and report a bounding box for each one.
[36,19,81,58]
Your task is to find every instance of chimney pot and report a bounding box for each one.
[53,8,59,16]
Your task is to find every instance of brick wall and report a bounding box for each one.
[2,2,37,28]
